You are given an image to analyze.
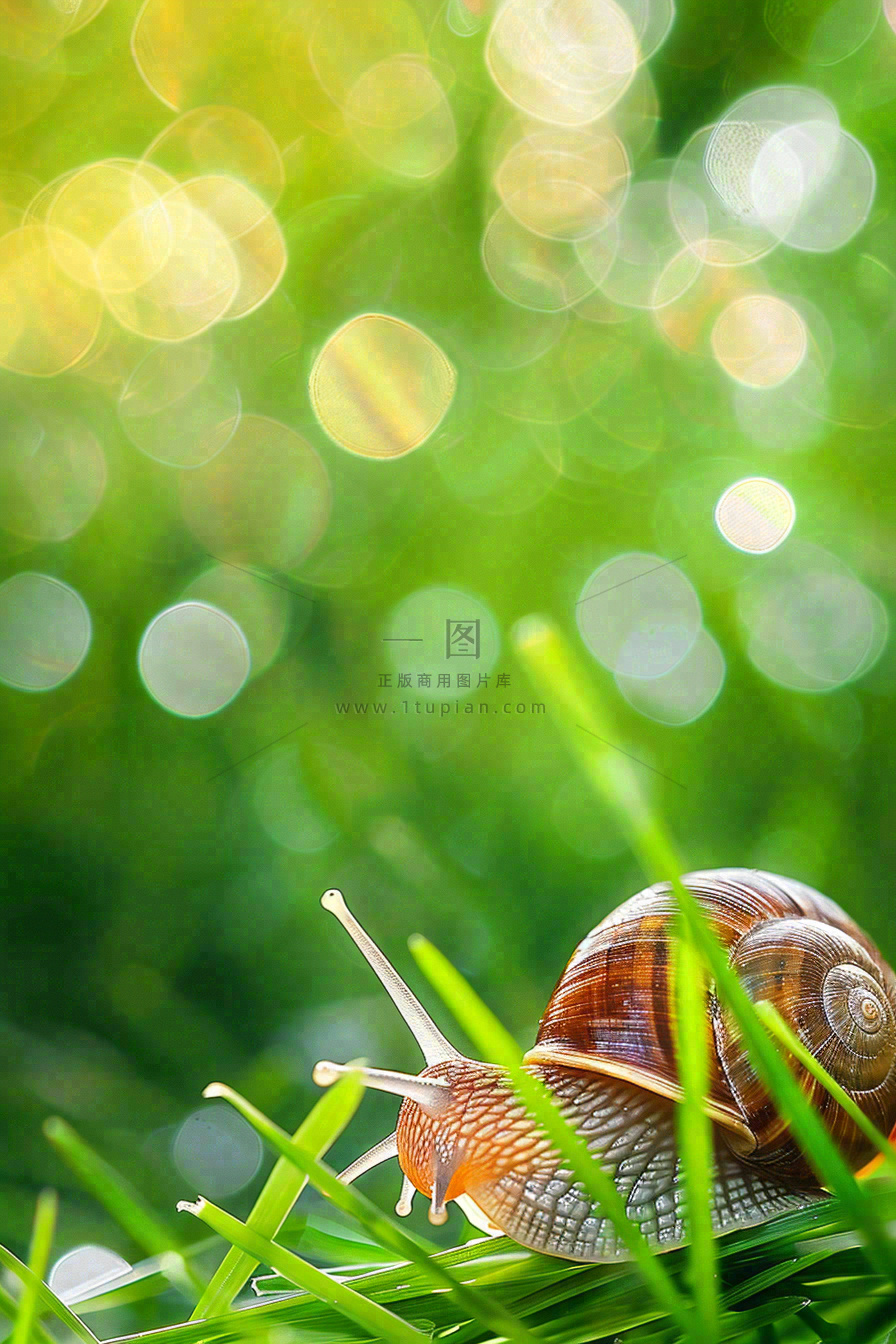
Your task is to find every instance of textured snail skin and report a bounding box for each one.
[396,1058,552,1204]
[394,869,896,1261]
[472,1067,824,1261]
[396,1059,824,1262]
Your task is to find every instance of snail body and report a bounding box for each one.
[313,871,896,1262]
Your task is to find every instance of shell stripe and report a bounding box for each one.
[530,870,896,1181]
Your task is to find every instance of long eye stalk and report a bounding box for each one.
[313,1059,451,1110]
[316,889,465,1224]
[321,889,460,1066]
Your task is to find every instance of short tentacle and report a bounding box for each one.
[429,1152,454,1225]
[338,1132,399,1185]
[395,1173,416,1217]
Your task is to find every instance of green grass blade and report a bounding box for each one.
[94,1191,896,1344]
[513,616,896,1287]
[0,1284,56,1344]
[283,1216,411,1266]
[178,1196,429,1344]
[12,1190,57,1344]
[43,1118,204,1298]
[190,1070,363,1320]
[406,934,522,1066]
[512,617,663,859]
[672,922,719,1342]
[754,1000,896,1182]
[0,1239,99,1344]
[714,1298,809,1342]
[67,1263,175,1314]
[43,1118,177,1254]
[830,1292,896,1344]
[407,935,696,1341]
[204,1081,541,1344]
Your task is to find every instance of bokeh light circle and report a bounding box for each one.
[44,159,178,290]
[179,415,331,569]
[0,573,91,691]
[138,601,250,717]
[0,411,107,541]
[180,175,287,321]
[49,1247,131,1304]
[180,563,293,678]
[615,629,726,724]
[483,200,603,311]
[670,126,779,266]
[172,1104,263,1197]
[753,128,875,253]
[130,0,342,141]
[732,355,829,452]
[711,294,807,388]
[100,184,240,341]
[344,56,458,181]
[486,0,640,128]
[92,208,174,299]
[310,314,456,458]
[747,119,841,238]
[118,335,241,468]
[714,477,796,553]
[307,0,428,109]
[384,586,501,699]
[494,127,630,241]
[616,0,676,56]
[738,543,888,692]
[144,106,285,206]
[586,176,703,310]
[704,86,840,231]
[576,553,701,677]
[0,226,103,376]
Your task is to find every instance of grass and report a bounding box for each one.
[671,920,717,1341]
[189,1067,366,1318]
[4,618,896,1344]
[11,1192,57,1344]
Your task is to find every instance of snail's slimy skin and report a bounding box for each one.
[468,1068,824,1262]
[397,1062,824,1262]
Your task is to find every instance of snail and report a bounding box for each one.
[312,870,896,1262]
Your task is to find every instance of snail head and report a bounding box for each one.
[313,890,520,1230]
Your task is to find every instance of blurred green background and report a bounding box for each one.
[2,0,896,1322]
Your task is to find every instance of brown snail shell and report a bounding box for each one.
[525,869,896,1183]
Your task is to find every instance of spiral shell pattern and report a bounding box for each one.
[714,915,896,1179]
[529,869,896,1186]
